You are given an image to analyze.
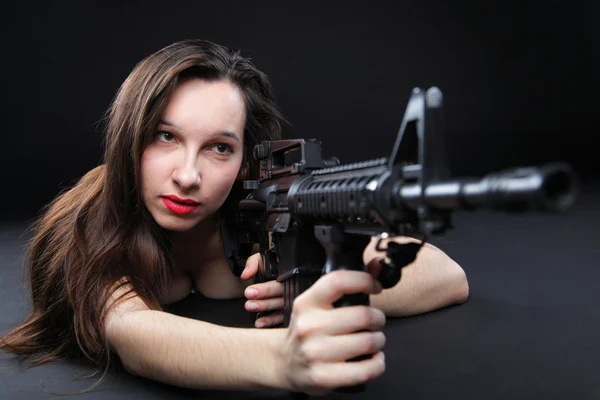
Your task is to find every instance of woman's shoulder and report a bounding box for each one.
[190,258,251,300]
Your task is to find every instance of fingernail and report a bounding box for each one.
[246,301,259,311]
[255,320,266,328]
[245,288,258,298]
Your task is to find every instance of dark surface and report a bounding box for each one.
[1,183,599,399]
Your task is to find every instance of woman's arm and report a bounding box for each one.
[242,237,469,327]
[104,286,287,391]
[365,236,469,317]
[105,272,388,395]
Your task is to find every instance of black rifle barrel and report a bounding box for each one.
[395,162,579,212]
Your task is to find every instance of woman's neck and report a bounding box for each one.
[167,215,224,272]
[169,214,219,244]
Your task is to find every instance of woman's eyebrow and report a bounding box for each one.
[159,119,180,129]
[213,131,241,142]
[159,119,240,142]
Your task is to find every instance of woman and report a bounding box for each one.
[0,39,468,396]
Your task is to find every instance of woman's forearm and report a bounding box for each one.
[106,310,288,391]
[369,242,469,317]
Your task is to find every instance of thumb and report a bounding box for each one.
[240,253,261,280]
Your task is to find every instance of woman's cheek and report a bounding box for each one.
[205,157,243,202]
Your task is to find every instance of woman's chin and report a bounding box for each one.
[154,214,204,232]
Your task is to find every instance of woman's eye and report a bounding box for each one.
[155,131,175,142]
[212,144,233,154]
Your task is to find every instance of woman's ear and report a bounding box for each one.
[236,163,250,181]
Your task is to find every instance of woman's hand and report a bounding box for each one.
[240,253,284,328]
[280,269,387,396]
[241,253,385,329]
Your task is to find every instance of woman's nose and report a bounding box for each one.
[171,164,200,190]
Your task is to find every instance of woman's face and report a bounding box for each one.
[141,78,246,232]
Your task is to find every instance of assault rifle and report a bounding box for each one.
[221,87,579,395]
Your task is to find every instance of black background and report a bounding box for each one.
[2,3,600,398]
[2,0,599,220]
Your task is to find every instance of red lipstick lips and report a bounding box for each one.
[161,195,200,215]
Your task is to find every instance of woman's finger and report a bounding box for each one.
[255,311,284,328]
[302,331,386,363]
[245,279,283,299]
[245,296,284,313]
[240,253,262,280]
[293,305,386,337]
[307,351,386,391]
[295,270,382,310]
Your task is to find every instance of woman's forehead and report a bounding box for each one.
[161,78,246,137]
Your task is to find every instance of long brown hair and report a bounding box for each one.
[0,39,283,387]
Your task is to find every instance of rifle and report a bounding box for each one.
[221,87,579,396]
